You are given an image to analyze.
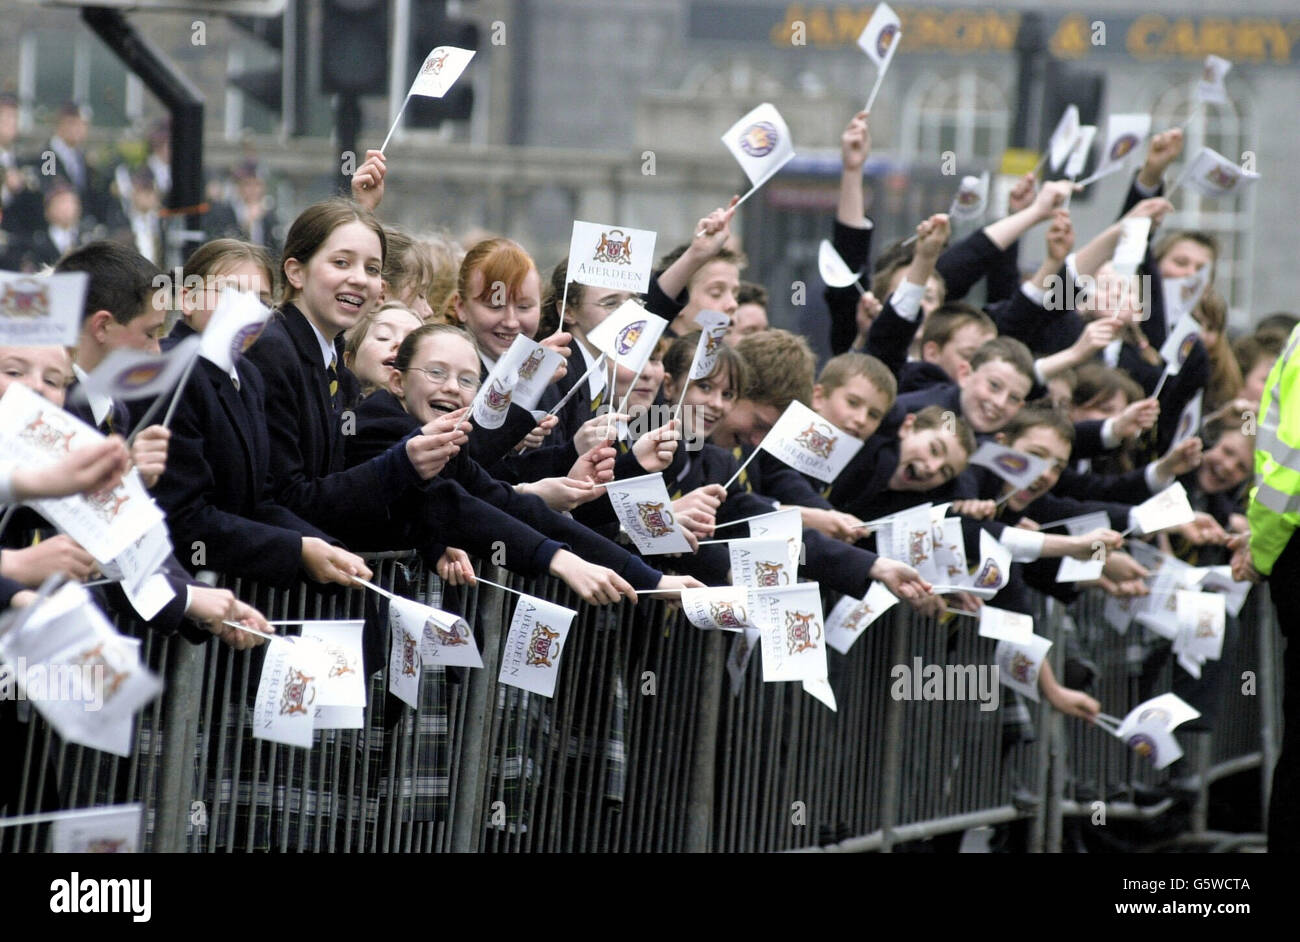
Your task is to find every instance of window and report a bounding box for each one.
[1151,82,1255,319]
[901,70,1010,168]
[18,29,142,133]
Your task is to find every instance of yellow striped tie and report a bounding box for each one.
[731,446,751,492]
[591,388,604,413]
[328,356,340,404]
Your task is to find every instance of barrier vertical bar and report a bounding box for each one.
[685,629,725,853]
[878,610,910,852]
[153,637,206,852]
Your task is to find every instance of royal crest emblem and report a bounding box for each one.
[526,623,561,668]
[995,453,1029,475]
[738,121,779,158]
[842,604,872,633]
[325,645,355,679]
[785,610,822,655]
[955,186,982,208]
[1206,164,1238,190]
[115,362,166,392]
[230,321,266,359]
[1195,611,1217,639]
[709,600,747,630]
[754,560,787,587]
[1009,651,1034,684]
[974,558,1003,589]
[594,230,633,265]
[1127,732,1156,758]
[426,615,471,647]
[279,667,316,716]
[636,500,675,537]
[0,279,50,318]
[400,632,418,677]
[517,347,546,380]
[72,644,128,701]
[423,48,449,75]
[615,320,645,355]
[908,529,930,566]
[794,422,836,459]
[18,413,76,453]
[85,488,130,524]
[876,23,899,59]
[1177,334,1198,364]
[1109,134,1139,162]
[1138,707,1172,726]
[484,378,512,410]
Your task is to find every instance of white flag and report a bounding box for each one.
[746,507,803,542]
[879,502,941,585]
[978,606,1034,643]
[497,592,577,698]
[407,46,475,99]
[1131,481,1196,535]
[754,583,828,683]
[857,2,902,69]
[1162,268,1210,330]
[967,529,1012,598]
[1177,145,1258,199]
[826,581,899,654]
[1057,511,1113,535]
[1104,592,1137,634]
[757,400,864,484]
[1085,114,1151,185]
[681,586,757,632]
[0,270,87,347]
[929,517,968,590]
[729,537,799,588]
[1111,216,1151,277]
[1064,124,1097,179]
[1057,555,1104,583]
[80,336,200,403]
[389,595,482,669]
[1176,589,1225,663]
[969,441,1051,492]
[1195,55,1232,105]
[994,633,1052,702]
[1124,717,1184,769]
[253,636,325,747]
[584,298,667,374]
[387,604,423,708]
[947,172,990,224]
[470,334,562,429]
[1172,390,1203,448]
[100,519,173,597]
[50,805,143,853]
[199,288,272,373]
[801,676,838,712]
[688,310,731,380]
[817,239,860,289]
[566,220,656,294]
[1115,692,1201,740]
[603,471,694,555]
[1199,565,1251,617]
[299,621,367,709]
[1047,105,1081,172]
[721,102,796,190]
[1158,312,1203,377]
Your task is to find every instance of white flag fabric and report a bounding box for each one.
[387,604,423,708]
[1057,511,1113,535]
[1174,589,1226,664]
[1177,146,1258,199]
[50,804,143,853]
[299,621,367,708]
[100,520,172,597]
[729,537,799,588]
[721,102,796,190]
[199,288,272,373]
[1115,692,1201,740]
[688,310,731,380]
[746,507,803,542]
[994,633,1052,702]
[0,383,165,562]
[1159,311,1203,377]
[681,586,757,632]
[0,583,162,757]
[757,400,864,484]
[497,593,577,698]
[929,517,968,590]
[878,502,941,585]
[826,581,899,654]
[1172,390,1203,449]
[1057,555,1104,583]
[801,676,837,712]
[407,46,475,99]
[948,172,990,224]
[604,471,694,555]
[1086,114,1151,184]
[857,2,902,69]
[470,367,517,430]
[1161,267,1210,330]
[1064,125,1097,179]
[755,583,828,683]
[80,336,200,403]
[1111,216,1151,277]
[389,595,482,669]
[470,334,563,429]
[969,441,1051,491]
[1047,105,1081,172]
[978,606,1035,643]
[566,220,657,294]
[1199,565,1251,617]
[817,239,860,289]
[967,530,1013,598]
[1131,481,1196,535]
[1124,717,1184,769]
[254,636,326,747]
[1104,592,1138,634]
[0,270,87,347]
[1195,55,1232,105]
[584,298,667,374]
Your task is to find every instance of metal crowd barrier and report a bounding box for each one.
[0,554,1281,853]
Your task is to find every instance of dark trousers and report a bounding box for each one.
[1269,534,1300,851]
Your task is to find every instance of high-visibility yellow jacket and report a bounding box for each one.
[1249,324,1300,576]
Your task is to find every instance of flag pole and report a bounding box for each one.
[722,446,762,491]
[158,353,202,430]
[546,352,606,417]
[379,94,411,155]
[555,279,571,334]
[671,377,691,425]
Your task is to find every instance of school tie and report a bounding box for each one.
[103,408,114,435]
[328,355,340,407]
[591,387,604,413]
[730,446,751,492]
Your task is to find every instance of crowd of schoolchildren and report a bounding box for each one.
[0,100,1288,850]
